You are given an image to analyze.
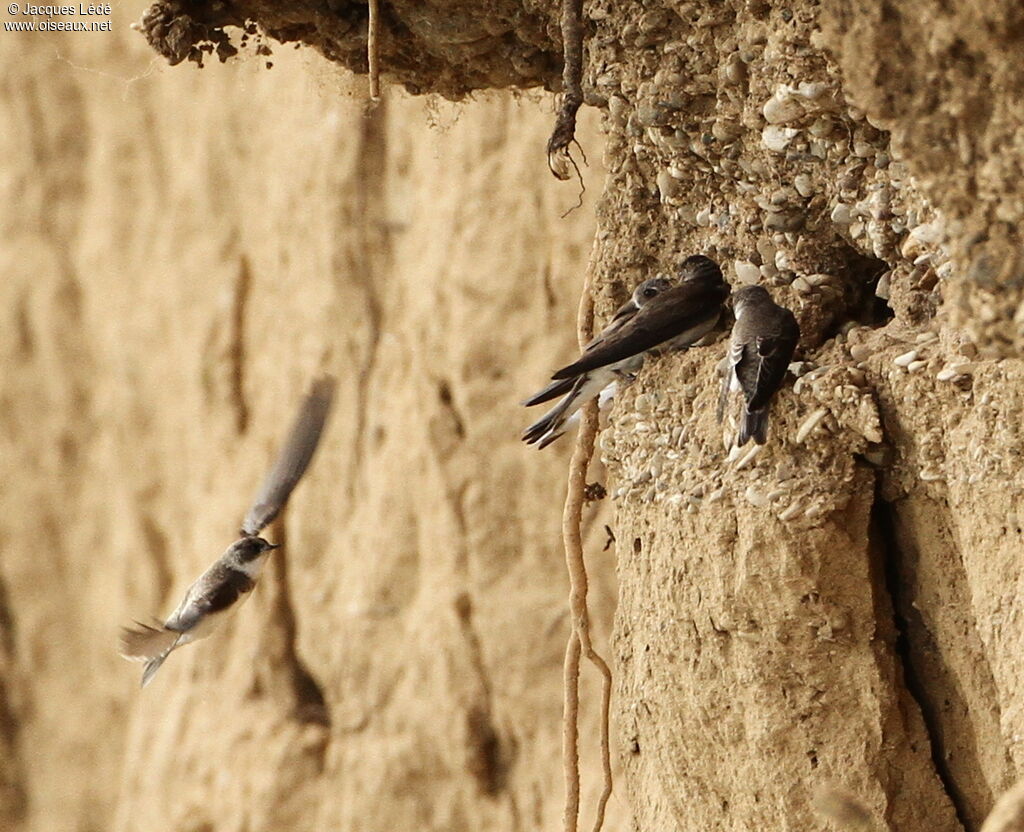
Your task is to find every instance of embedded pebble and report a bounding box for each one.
[657,170,681,202]
[910,221,944,245]
[830,203,852,224]
[779,501,803,522]
[762,125,798,153]
[707,487,725,503]
[794,174,814,198]
[763,93,805,125]
[734,260,761,285]
[907,360,928,373]
[745,486,769,508]
[893,350,919,368]
[847,368,868,387]
[796,81,829,100]
[724,54,746,85]
[735,443,762,470]
[792,277,812,293]
[796,408,828,443]
[807,116,833,137]
[852,141,875,158]
[875,271,892,299]
[849,344,872,362]
[919,467,945,482]
[937,364,970,382]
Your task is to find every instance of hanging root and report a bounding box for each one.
[561,264,614,832]
[367,0,381,103]
[562,632,582,831]
[548,0,586,185]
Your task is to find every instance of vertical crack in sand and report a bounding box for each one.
[871,491,971,830]
[455,592,508,796]
[139,513,174,608]
[259,514,331,730]
[0,576,27,825]
[229,255,252,435]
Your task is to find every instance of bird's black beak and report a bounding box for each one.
[267,543,282,550]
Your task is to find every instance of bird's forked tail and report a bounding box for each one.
[120,622,183,688]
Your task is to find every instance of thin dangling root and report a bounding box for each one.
[560,256,614,832]
[548,0,587,209]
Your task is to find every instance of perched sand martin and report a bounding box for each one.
[522,275,672,447]
[718,285,800,446]
[522,255,729,447]
[549,255,729,379]
[120,375,336,687]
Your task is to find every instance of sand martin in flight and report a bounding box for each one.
[120,375,336,687]
[522,255,729,447]
[718,285,800,446]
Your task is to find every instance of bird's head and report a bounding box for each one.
[633,275,673,305]
[677,254,724,286]
[730,285,772,319]
[236,536,281,562]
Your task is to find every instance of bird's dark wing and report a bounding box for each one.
[241,375,337,537]
[166,563,255,632]
[741,313,799,412]
[552,283,727,379]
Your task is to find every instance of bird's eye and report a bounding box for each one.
[643,286,658,298]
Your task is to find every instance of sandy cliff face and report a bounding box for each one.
[0,7,615,830]
[4,1,1024,831]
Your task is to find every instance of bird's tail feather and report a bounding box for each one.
[522,377,575,407]
[536,412,578,449]
[738,408,769,446]
[119,621,180,661]
[120,622,182,687]
[140,652,173,688]
[522,396,574,445]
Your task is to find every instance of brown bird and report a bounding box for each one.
[523,255,730,447]
[120,375,336,687]
[718,286,800,446]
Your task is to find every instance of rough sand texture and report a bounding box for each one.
[3,0,1024,831]
[0,6,614,830]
